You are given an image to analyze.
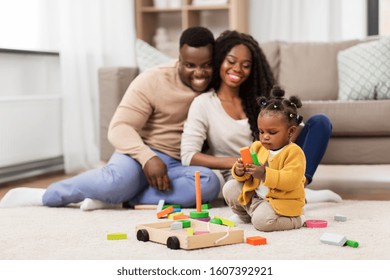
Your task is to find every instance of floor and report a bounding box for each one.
[0,171,71,199]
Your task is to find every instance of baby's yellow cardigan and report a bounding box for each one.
[232,141,306,217]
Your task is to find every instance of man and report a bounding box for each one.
[0,27,221,210]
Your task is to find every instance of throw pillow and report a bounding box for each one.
[337,36,390,100]
[135,39,173,73]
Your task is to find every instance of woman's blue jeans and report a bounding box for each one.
[295,114,332,184]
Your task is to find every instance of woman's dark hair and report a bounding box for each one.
[257,86,304,126]
[211,30,275,141]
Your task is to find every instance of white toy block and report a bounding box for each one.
[320,232,347,246]
[156,199,165,212]
[170,221,183,230]
[334,214,347,222]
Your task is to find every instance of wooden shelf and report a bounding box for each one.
[135,0,248,56]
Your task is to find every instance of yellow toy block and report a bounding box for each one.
[107,233,127,240]
[186,228,194,236]
[215,216,235,227]
[168,212,183,219]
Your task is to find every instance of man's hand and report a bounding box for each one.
[143,157,171,191]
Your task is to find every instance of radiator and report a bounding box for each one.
[0,95,64,183]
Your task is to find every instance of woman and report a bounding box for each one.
[181,30,341,204]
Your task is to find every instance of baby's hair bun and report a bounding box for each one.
[256,96,268,107]
[289,96,302,108]
[270,86,285,99]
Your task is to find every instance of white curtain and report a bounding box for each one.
[249,0,367,42]
[45,0,136,173]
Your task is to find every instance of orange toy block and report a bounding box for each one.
[156,206,174,219]
[246,236,267,246]
[240,147,253,165]
[173,214,190,220]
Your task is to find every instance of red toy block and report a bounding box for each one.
[246,236,267,246]
[156,206,174,219]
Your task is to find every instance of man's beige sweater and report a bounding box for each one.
[108,61,198,167]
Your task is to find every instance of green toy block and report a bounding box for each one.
[210,217,223,225]
[177,220,191,228]
[163,204,181,209]
[250,151,260,166]
[215,216,235,227]
[201,203,212,209]
[345,240,359,248]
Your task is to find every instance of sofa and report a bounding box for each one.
[98,38,390,200]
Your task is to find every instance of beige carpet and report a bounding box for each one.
[1,199,389,260]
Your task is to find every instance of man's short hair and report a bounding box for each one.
[179,26,215,48]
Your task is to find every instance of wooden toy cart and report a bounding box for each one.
[136,219,244,250]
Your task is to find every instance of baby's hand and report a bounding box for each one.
[234,158,245,176]
[245,163,266,180]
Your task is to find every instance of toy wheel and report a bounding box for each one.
[167,236,180,250]
[136,229,149,242]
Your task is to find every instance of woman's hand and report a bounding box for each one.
[143,157,171,191]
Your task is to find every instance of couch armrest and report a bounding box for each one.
[99,67,139,161]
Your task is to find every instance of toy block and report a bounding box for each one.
[250,151,260,166]
[107,233,127,240]
[170,221,183,230]
[168,212,183,219]
[201,203,212,209]
[194,231,209,235]
[240,147,253,165]
[172,208,182,213]
[186,228,194,236]
[173,214,190,220]
[320,232,347,246]
[190,210,209,219]
[134,204,157,210]
[215,216,235,227]
[163,204,181,209]
[156,200,165,212]
[246,236,267,246]
[156,206,174,219]
[345,240,359,248]
[334,214,347,222]
[210,217,223,225]
[305,219,327,228]
[178,220,191,228]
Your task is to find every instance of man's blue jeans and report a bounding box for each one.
[43,149,220,207]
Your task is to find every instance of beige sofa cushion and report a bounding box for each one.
[338,36,390,100]
[278,40,361,101]
[301,100,390,136]
[98,67,138,161]
[260,41,280,81]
